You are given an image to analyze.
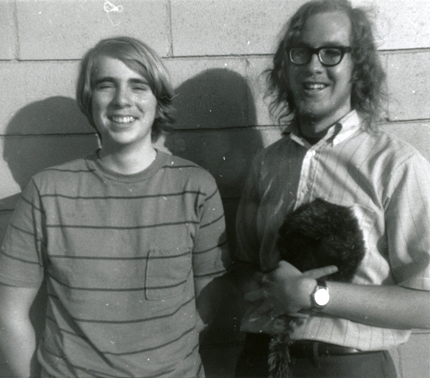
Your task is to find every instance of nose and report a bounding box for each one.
[306,52,324,73]
[112,86,131,107]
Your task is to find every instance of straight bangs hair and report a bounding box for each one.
[76,36,175,141]
[267,0,387,132]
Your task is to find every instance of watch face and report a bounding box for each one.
[314,287,330,306]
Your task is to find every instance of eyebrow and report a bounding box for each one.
[297,42,348,48]
[92,77,149,86]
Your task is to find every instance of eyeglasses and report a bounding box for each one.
[288,46,352,66]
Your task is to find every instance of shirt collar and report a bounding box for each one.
[286,110,362,148]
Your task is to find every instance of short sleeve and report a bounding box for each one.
[385,152,430,290]
[192,176,231,280]
[0,178,46,287]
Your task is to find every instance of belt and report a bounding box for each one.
[289,340,362,368]
[243,333,363,368]
[290,340,360,358]
[244,333,360,356]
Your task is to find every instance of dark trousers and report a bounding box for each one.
[235,333,398,378]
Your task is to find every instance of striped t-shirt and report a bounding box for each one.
[0,150,230,377]
[236,111,430,350]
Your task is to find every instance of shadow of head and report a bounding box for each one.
[3,96,98,191]
[165,68,263,197]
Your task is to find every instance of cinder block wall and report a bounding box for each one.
[1,1,429,377]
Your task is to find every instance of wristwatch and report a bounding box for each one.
[310,279,329,313]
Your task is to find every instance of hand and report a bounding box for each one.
[244,261,337,317]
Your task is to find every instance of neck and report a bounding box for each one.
[98,143,157,175]
[298,116,330,140]
[297,110,351,140]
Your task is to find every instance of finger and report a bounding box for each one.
[303,265,338,279]
[286,312,310,319]
[244,289,266,302]
[254,300,274,316]
[253,272,264,285]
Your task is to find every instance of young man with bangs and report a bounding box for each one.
[234,0,430,376]
[0,37,230,377]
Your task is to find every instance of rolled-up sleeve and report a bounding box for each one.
[385,152,430,290]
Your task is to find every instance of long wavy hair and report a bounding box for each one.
[267,0,387,132]
[76,36,175,142]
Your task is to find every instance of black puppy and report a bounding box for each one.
[268,198,366,378]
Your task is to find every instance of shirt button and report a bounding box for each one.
[311,151,316,157]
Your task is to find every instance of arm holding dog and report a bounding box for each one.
[243,139,430,331]
[247,261,430,329]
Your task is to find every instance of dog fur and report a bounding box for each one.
[268,198,366,378]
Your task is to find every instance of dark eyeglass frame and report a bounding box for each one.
[288,46,352,67]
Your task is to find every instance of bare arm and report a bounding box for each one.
[325,280,430,329]
[0,283,41,377]
[246,261,430,330]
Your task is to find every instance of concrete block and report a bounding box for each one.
[16,0,170,60]
[386,51,430,121]
[171,0,303,56]
[382,122,430,162]
[352,0,430,50]
[0,134,99,211]
[0,61,94,135]
[171,0,430,56]
[165,58,252,129]
[0,0,16,59]
[164,126,282,198]
[245,57,275,127]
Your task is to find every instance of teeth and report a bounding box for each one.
[304,83,326,90]
[111,116,135,124]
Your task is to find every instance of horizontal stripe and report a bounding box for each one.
[9,222,37,237]
[0,248,42,266]
[46,220,200,230]
[71,360,176,378]
[103,324,196,356]
[162,164,200,170]
[40,190,205,201]
[49,250,190,260]
[43,323,197,358]
[48,271,190,292]
[47,296,195,325]
[44,168,96,174]
[205,187,219,202]
[45,315,89,341]
[200,213,224,229]
[21,195,44,214]
[194,239,228,255]
[194,268,227,278]
[42,345,138,378]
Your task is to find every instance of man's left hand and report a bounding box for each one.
[244,261,337,317]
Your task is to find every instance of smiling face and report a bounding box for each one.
[91,55,158,153]
[288,11,354,133]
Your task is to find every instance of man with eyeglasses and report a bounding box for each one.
[233,0,430,377]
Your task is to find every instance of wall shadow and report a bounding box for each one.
[165,68,264,249]
[3,96,97,195]
[165,69,264,377]
[1,96,98,376]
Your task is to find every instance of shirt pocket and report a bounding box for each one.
[145,248,192,301]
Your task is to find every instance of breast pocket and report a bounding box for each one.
[145,248,192,301]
